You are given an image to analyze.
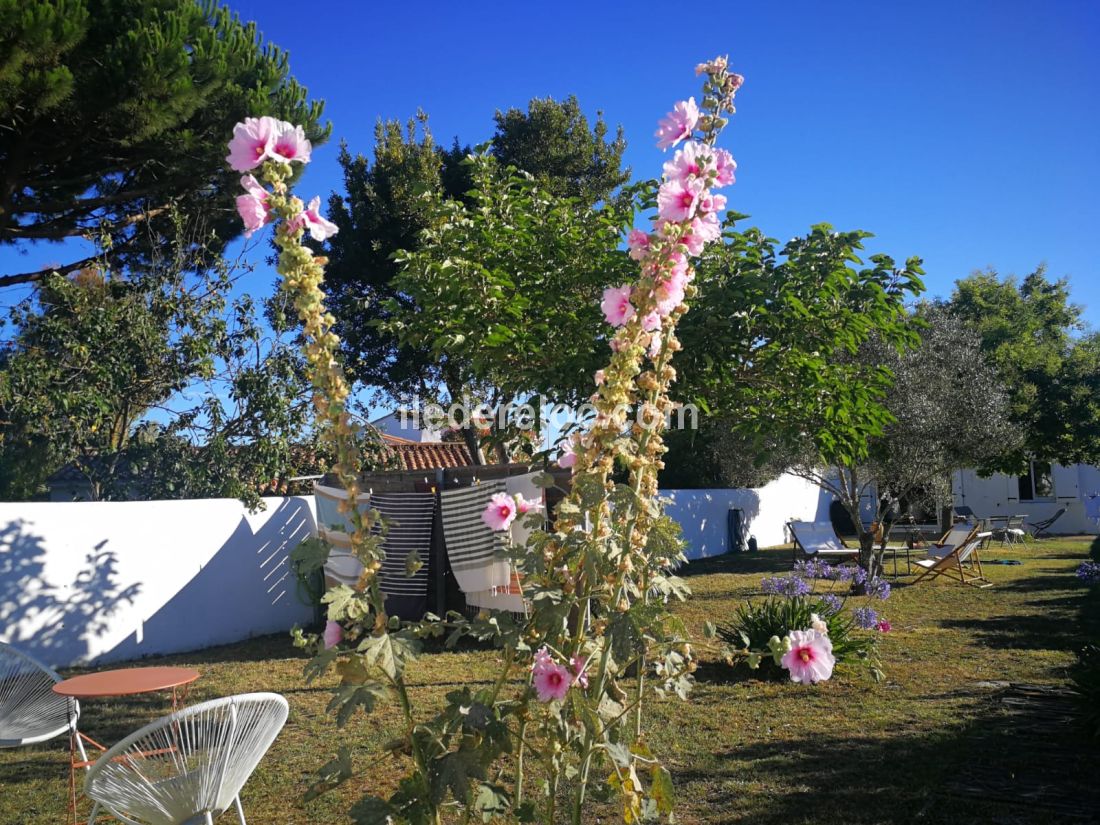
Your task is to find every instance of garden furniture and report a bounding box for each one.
[911,532,991,588]
[83,692,288,825]
[787,520,859,563]
[1028,506,1067,539]
[0,642,84,758]
[53,666,201,824]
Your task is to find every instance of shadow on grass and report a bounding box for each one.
[674,682,1099,823]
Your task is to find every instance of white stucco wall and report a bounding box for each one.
[0,497,317,668]
[662,473,833,560]
[953,463,1100,535]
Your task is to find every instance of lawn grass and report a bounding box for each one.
[2,537,1097,824]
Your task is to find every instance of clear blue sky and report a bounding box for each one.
[3,0,1097,333]
[222,0,1099,327]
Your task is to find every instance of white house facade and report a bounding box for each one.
[952,461,1100,535]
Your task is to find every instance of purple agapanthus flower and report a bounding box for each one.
[820,593,843,615]
[853,606,879,630]
[867,577,892,601]
[762,574,811,597]
[1076,561,1100,584]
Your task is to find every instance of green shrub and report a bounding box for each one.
[718,595,877,677]
[1071,644,1100,738]
[1090,534,1100,562]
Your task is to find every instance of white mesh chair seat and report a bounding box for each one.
[0,642,79,749]
[85,692,288,825]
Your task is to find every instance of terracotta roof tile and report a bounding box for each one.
[381,435,474,470]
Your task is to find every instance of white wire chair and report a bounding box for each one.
[85,692,288,825]
[0,641,83,755]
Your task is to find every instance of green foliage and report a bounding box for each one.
[0,227,314,507]
[718,595,876,676]
[0,0,328,287]
[1071,644,1100,739]
[945,267,1100,469]
[1091,535,1100,562]
[492,95,629,203]
[386,153,637,418]
[323,98,629,404]
[667,220,924,486]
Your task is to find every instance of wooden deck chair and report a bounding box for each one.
[787,520,859,563]
[911,528,991,588]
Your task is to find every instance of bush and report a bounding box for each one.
[1071,644,1100,739]
[718,595,877,677]
[1090,534,1100,562]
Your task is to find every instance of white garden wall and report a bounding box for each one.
[953,464,1100,535]
[0,497,317,669]
[663,473,833,560]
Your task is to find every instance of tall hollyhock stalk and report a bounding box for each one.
[500,58,743,824]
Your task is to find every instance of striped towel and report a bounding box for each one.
[373,492,436,619]
[440,481,524,613]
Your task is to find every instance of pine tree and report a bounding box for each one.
[0,0,328,287]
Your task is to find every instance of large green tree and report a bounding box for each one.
[322,99,628,401]
[385,154,637,460]
[945,266,1100,469]
[0,229,314,506]
[0,0,327,287]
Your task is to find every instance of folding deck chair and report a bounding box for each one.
[1027,506,1067,539]
[911,526,991,588]
[787,520,859,563]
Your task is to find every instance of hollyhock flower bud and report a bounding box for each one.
[601,284,636,327]
[810,613,829,635]
[481,492,517,531]
[571,654,590,689]
[558,441,577,469]
[655,98,700,150]
[594,369,606,386]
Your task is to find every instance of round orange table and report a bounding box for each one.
[53,666,201,823]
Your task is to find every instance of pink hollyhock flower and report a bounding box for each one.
[226,116,278,172]
[481,492,517,531]
[780,629,835,685]
[236,175,272,237]
[533,646,554,669]
[663,141,707,185]
[627,229,651,261]
[601,284,636,327]
[693,213,722,245]
[877,619,892,633]
[677,223,706,256]
[594,370,606,386]
[609,338,622,353]
[533,660,572,702]
[288,196,339,242]
[655,98,699,150]
[515,494,543,515]
[698,192,727,215]
[322,620,343,649]
[558,442,577,469]
[571,654,590,689]
[641,310,661,332]
[654,273,686,316]
[657,178,705,223]
[270,121,312,164]
[714,148,737,187]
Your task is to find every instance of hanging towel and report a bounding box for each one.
[439,481,525,613]
[314,483,372,587]
[373,492,436,619]
[1085,494,1100,523]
